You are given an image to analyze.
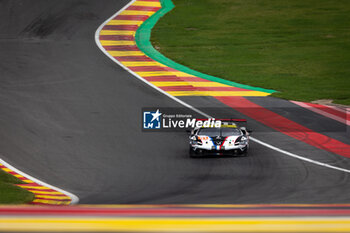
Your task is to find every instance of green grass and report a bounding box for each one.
[0,169,34,204]
[151,0,350,105]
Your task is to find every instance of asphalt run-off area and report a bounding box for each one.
[0,0,349,232]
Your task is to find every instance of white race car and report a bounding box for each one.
[188,120,250,157]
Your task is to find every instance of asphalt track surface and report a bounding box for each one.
[0,0,349,204]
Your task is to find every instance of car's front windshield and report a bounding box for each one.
[221,128,241,137]
[197,127,241,137]
[198,128,221,137]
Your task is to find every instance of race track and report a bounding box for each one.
[0,0,349,204]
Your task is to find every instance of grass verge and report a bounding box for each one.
[151,0,350,105]
[0,169,34,204]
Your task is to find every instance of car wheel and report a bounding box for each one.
[189,146,196,158]
[239,146,248,157]
[189,146,200,158]
[231,150,239,157]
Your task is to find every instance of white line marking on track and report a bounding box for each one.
[291,101,349,126]
[95,0,350,174]
[249,138,350,174]
[0,157,79,204]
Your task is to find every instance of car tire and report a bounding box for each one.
[239,146,248,157]
[189,146,200,158]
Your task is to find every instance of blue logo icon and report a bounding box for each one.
[143,109,162,129]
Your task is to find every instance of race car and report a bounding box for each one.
[188,119,250,157]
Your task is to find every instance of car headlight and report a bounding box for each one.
[240,136,248,145]
[190,137,202,145]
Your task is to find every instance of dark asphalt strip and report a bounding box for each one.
[0,0,350,204]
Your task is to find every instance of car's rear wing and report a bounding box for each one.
[200,118,251,131]
[195,118,246,122]
[187,118,251,135]
[216,118,247,123]
[194,118,248,128]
